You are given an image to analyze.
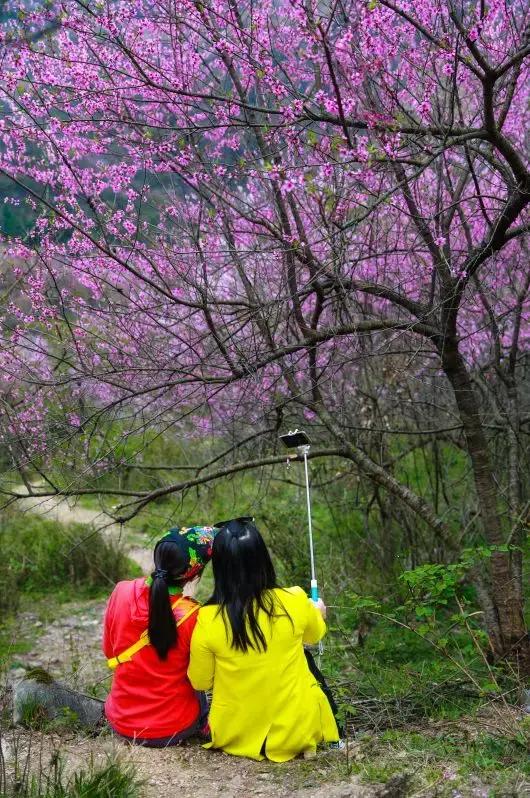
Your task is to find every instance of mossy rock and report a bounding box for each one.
[14,678,104,730]
[25,666,54,684]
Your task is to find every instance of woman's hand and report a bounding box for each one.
[312,597,327,619]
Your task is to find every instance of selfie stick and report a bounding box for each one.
[302,445,318,602]
[279,430,318,602]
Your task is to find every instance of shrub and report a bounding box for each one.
[16,694,49,731]
[0,511,133,613]
[0,745,143,798]
[66,759,142,798]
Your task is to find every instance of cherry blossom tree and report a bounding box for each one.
[0,0,528,668]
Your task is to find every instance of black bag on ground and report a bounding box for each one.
[304,648,344,737]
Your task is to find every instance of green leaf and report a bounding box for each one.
[480,682,498,694]
[415,605,434,618]
[330,135,343,152]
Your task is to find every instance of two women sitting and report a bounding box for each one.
[102,518,339,761]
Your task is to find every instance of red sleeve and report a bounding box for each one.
[102,587,118,658]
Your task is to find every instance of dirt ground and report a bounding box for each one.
[11,732,368,798]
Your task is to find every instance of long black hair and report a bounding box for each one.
[148,541,189,660]
[208,520,287,652]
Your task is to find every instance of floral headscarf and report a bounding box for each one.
[155,525,216,583]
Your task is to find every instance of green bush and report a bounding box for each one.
[66,759,142,798]
[0,749,143,798]
[16,694,50,731]
[0,512,133,613]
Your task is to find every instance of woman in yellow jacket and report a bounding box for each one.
[188,517,339,762]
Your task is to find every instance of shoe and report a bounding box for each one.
[328,739,346,750]
[303,749,317,759]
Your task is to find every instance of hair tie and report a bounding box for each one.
[153,568,168,580]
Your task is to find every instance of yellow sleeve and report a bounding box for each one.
[188,614,215,691]
[302,596,327,644]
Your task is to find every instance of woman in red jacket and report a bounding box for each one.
[102,526,215,746]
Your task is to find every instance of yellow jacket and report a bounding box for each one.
[188,586,339,761]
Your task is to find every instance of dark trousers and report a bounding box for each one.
[116,691,209,748]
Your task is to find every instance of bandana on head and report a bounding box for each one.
[155,525,216,583]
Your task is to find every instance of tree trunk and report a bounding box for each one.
[441,341,530,677]
[506,379,524,613]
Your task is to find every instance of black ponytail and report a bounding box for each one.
[148,541,188,660]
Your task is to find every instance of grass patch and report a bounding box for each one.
[0,510,137,674]
[0,612,34,662]
[0,747,143,797]
[324,594,522,737]
[16,693,50,730]
[16,690,84,736]
[65,758,142,798]
[350,717,530,795]
[0,511,136,614]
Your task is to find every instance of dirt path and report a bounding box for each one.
[10,495,372,798]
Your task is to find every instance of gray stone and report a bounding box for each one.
[13,678,104,729]
[7,667,27,687]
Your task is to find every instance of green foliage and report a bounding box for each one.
[1,752,143,798]
[390,547,518,671]
[17,699,83,735]
[263,503,312,586]
[28,427,479,599]
[53,708,85,735]
[0,511,135,614]
[399,546,516,606]
[352,722,530,794]
[25,667,54,684]
[0,179,37,238]
[17,695,49,731]
[66,758,142,798]
[325,547,524,734]
[0,617,34,662]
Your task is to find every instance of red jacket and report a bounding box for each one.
[102,578,200,739]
